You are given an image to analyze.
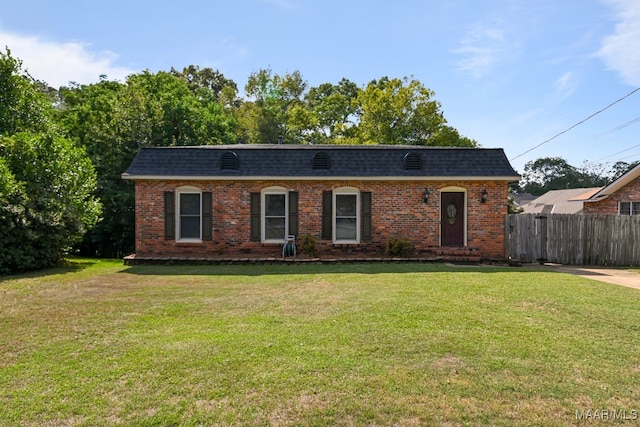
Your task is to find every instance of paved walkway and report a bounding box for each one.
[525,264,640,290]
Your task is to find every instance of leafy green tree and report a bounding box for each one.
[125,71,237,146]
[57,80,124,149]
[355,76,445,145]
[242,68,310,143]
[608,160,640,181]
[171,65,240,108]
[0,48,52,135]
[519,157,607,196]
[430,125,478,147]
[0,133,101,273]
[57,70,238,257]
[0,48,101,273]
[57,80,134,257]
[305,78,359,143]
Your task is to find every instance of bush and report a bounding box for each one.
[0,133,101,274]
[385,237,414,257]
[299,234,316,257]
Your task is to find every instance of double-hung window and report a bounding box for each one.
[263,191,287,241]
[334,189,359,243]
[179,192,201,240]
[619,201,640,215]
[163,186,212,242]
[322,188,371,243]
[250,187,298,243]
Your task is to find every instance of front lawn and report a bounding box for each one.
[1,259,639,426]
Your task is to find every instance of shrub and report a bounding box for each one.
[0,133,101,274]
[385,237,414,257]
[299,234,316,257]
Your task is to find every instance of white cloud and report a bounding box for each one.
[0,31,137,88]
[597,0,640,86]
[555,71,577,99]
[453,23,510,78]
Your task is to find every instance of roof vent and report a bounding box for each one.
[312,152,330,170]
[404,152,422,170]
[220,151,239,170]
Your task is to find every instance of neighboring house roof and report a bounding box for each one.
[520,187,602,214]
[581,163,640,203]
[568,187,604,202]
[122,144,520,181]
[513,193,536,207]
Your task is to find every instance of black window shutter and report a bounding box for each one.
[361,191,372,241]
[321,190,333,240]
[250,192,261,241]
[202,192,212,241]
[164,191,175,240]
[288,191,299,236]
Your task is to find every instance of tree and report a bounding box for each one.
[242,68,310,144]
[0,48,52,135]
[430,125,478,147]
[0,133,101,274]
[519,157,607,196]
[355,76,445,145]
[171,65,240,108]
[124,70,237,146]
[0,48,101,273]
[57,70,238,257]
[608,160,640,181]
[305,78,360,143]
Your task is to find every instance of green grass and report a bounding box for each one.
[1,259,639,426]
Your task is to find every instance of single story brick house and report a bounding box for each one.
[122,144,519,260]
[571,163,640,215]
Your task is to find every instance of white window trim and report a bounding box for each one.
[261,186,288,243]
[175,186,202,242]
[333,187,360,244]
[619,201,640,216]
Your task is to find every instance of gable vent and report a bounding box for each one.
[220,151,239,170]
[312,152,330,170]
[404,152,422,170]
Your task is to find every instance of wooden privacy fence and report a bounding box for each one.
[505,214,640,266]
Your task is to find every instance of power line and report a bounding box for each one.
[595,114,640,138]
[607,115,640,133]
[593,142,640,162]
[617,151,640,162]
[510,87,640,162]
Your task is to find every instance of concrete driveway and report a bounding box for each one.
[526,264,640,290]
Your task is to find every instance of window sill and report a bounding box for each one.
[175,239,203,245]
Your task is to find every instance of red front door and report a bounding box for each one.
[441,192,465,246]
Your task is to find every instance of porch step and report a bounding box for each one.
[429,247,483,263]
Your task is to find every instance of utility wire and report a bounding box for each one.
[617,151,640,162]
[595,114,640,138]
[593,142,640,162]
[510,87,640,162]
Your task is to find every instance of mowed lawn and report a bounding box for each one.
[1,260,639,426]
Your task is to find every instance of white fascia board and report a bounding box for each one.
[583,164,640,202]
[122,174,521,182]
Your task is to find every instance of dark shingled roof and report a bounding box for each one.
[122,144,520,180]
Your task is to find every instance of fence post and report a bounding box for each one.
[536,215,547,264]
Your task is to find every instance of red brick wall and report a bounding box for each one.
[583,176,640,215]
[133,179,509,259]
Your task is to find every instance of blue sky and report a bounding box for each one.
[1,0,639,174]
